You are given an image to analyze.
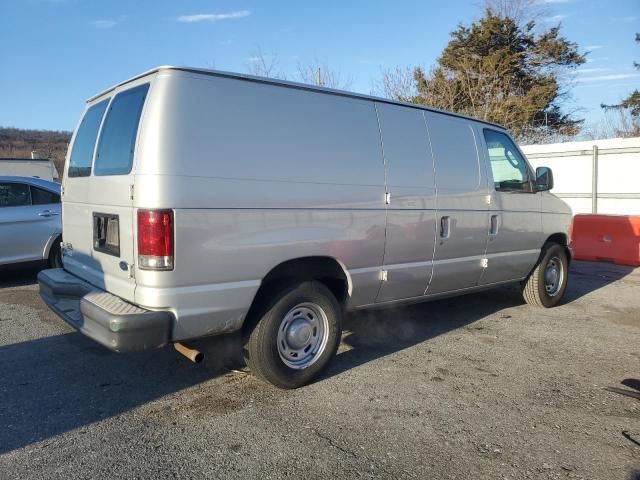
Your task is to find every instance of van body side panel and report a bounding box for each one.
[424,113,490,294]
[133,72,386,339]
[134,209,384,339]
[374,103,437,302]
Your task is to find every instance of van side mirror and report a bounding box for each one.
[535,166,553,192]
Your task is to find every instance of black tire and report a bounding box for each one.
[522,243,568,308]
[244,281,342,389]
[48,239,62,269]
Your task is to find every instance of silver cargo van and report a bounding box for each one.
[39,66,572,388]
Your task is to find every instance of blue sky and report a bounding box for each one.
[1,0,638,132]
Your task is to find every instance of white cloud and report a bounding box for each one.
[177,10,251,23]
[577,68,610,74]
[586,56,609,63]
[579,73,640,82]
[91,19,117,28]
[622,16,638,22]
[585,45,603,50]
[542,14,568,22]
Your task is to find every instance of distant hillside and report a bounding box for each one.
[0,127,71,177]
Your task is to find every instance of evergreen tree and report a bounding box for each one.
[602,33,640,118]
[401,10,585,140]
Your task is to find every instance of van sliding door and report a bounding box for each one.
[374,103,437,303]
[424,112,490,295]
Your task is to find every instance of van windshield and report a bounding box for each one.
[94,84,149,176]
[67,100,109,178]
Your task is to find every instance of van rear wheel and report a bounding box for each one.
[522,243,568,308]
[244,281,342,389]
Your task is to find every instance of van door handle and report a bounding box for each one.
[440,216,451,239]
[489,214,500,235]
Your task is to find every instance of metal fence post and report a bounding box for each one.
[592,145,598,214]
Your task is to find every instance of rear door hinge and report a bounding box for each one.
[385,191,391,205]
[485,194,492,205]
[129,184,134,201]
[481,258,488,268]
[380,269,388,281]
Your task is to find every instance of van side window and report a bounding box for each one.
[0,183,30,207]
[68,100,109,178]
[483,129,533,193]
[94,84,149,176]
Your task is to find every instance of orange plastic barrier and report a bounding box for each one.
[570,214,640,267]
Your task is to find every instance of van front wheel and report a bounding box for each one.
[522,243,568,308]
[244,281,342,389]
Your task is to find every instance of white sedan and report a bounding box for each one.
[0,176,62,267]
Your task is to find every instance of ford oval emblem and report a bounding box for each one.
[119,261,129,271]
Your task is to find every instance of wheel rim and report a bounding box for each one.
[277,302,329,370]
[544,256,564,297]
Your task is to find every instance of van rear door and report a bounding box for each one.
[62,82,150,302]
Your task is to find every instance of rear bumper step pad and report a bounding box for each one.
[38,268,171,352]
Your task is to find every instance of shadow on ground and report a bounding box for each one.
[564,260,635,303]
[0,264,43,288]
[0,260,633,454]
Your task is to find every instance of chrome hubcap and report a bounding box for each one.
[277,302,329,370]
[544,257,563,297]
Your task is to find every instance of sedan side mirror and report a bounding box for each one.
[535,166,554,192]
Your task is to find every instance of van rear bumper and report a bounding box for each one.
[38,268,171,352]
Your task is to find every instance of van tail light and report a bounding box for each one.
[137,209,174,270]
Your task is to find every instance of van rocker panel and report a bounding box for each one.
[38,268,171,352]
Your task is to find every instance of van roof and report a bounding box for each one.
[88,65,506,130]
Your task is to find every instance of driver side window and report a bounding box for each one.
[483,129,533,193]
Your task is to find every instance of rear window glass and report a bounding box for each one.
[68,100,109,178]
[31,186,60,205]
[94,84,149,176]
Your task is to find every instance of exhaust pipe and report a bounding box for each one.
[174,342,204,364]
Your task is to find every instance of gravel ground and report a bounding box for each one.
[0,261,638,479]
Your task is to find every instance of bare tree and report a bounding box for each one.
[483,0,550,26]
[378,66,418,101]
[244,49,352,90]
[295,58,352,89]
[582,110,640,140]
[245,47,285,79]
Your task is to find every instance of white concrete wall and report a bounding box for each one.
[521,137,640,215]
[0,159,58,181]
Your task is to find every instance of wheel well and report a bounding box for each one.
[544,233,571,263]
[44,233,62,259]
[242,256,350,335]
[546,233,567,247]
